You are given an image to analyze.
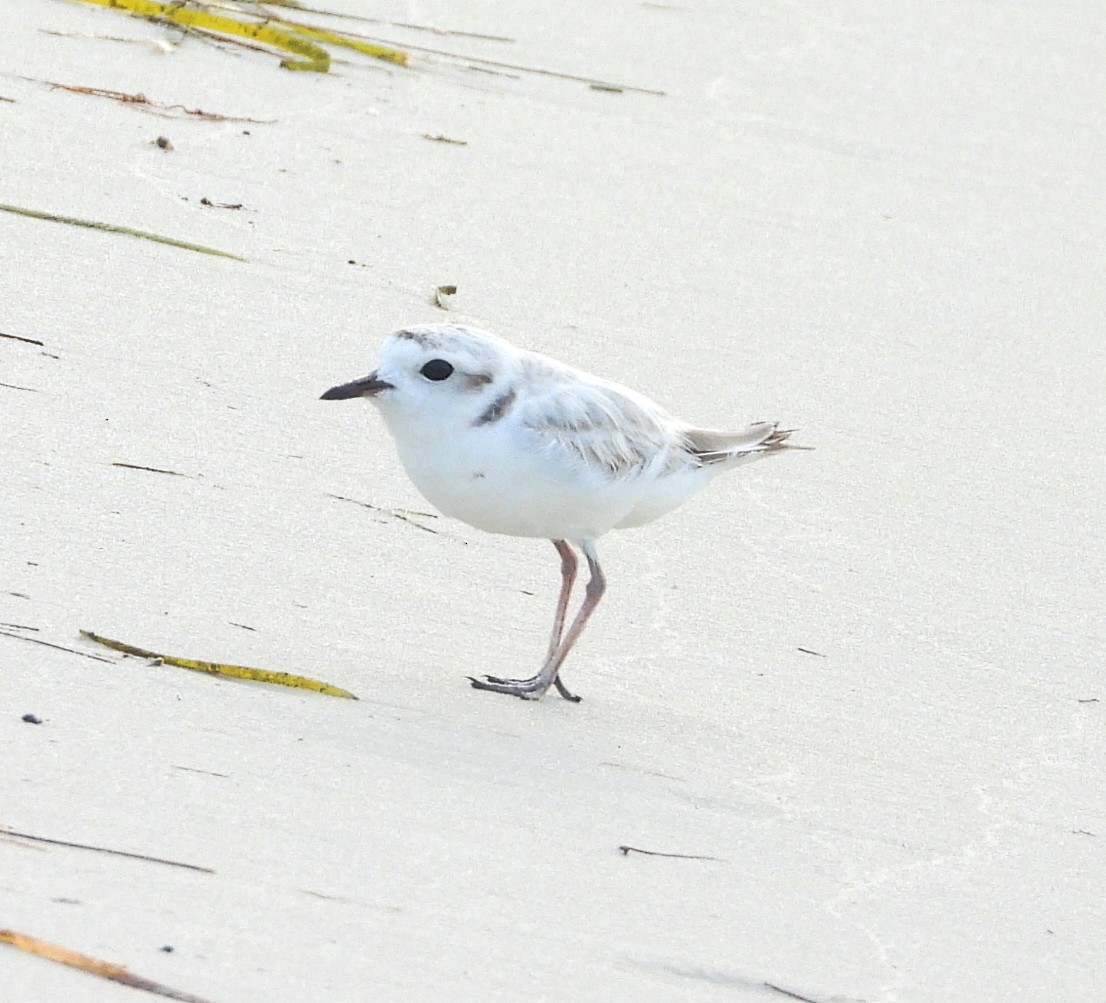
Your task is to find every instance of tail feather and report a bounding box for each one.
[685,422,809,467]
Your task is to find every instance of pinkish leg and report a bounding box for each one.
[548,540,580,701]
[471,539,604,702]
[545,539,578,661]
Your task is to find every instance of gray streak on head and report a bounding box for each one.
[395,328,447,350]
[473,386,517,426]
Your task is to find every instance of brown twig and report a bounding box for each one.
[0,826,214,874]
[326,493,439,533]
[764,983,824,1003]
[255,1,515,41]
[0,331,45,346]
[0,929,219,1002]
[37,79,273,122]
[171,765,230,778]
[0,629,114,663]
[111,462,187,476]
[618,845,720,861]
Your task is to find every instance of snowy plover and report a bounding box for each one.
[322,323,802,702]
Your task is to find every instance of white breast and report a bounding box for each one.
[393,420,671,540]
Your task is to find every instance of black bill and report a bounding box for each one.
[320,373,393,400]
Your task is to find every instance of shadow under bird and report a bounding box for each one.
[321,323,804,702]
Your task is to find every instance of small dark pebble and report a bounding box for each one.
[160,945,175,953]
[22,713,43,724]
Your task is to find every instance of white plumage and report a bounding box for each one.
[322,323,802,701]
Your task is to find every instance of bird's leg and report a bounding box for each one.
[545,540,578,661]
[477,539,578,698]
[548,541,582,701]
[544,542,604,701]
[470,540,605,702]
[481,540,579,699]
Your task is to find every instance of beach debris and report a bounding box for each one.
[326,492,440,534]
[0,826,213,873]
[263,1,514,42]
[797,647,826,657]
[155,135,174,149]
[0,331,45,346]
[0,381,38,393]
[0,628,114,663]
[70,1,659,92]
[199,197,244,209]
[40,28,180,53]
[112,462,187,476]
[391,40,666,95]
[0,203,245,261]
[764,984,825,1003]
[36,80,270,122]
[618,844,721,861]
[423,133,467,146]
[433,283,458,309]
[21,713,43,724]
[172,764,230,778]
[80,629,359,699]
[0,928,219,1003]
[73,0,408,72]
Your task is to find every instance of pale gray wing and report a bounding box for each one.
[518,369,691,478]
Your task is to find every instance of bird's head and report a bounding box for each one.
[321,324,518,441]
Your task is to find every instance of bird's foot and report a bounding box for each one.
[553,676,582,702]
[468,673,546,699]
[468,672,581,703]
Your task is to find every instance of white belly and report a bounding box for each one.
[394,422,691,540]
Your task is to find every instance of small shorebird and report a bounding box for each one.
[322,323,803,701]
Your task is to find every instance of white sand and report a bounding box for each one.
[2,2,1103,1001]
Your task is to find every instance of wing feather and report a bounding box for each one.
[517,363,689,478]
[512,355,806,478]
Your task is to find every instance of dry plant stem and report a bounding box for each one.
[0,203,246,260]
[0,826,214,873]
[39,79,273,121]
[367,37,667,95]
[618,844,721,861]
[80,630,358,698]
[0,628,114,663]
[0,929,218,1002]
[0,331,45,345]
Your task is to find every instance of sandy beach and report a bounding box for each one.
[2,2,1103,1000]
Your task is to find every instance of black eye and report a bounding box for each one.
[420,359,454,382]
